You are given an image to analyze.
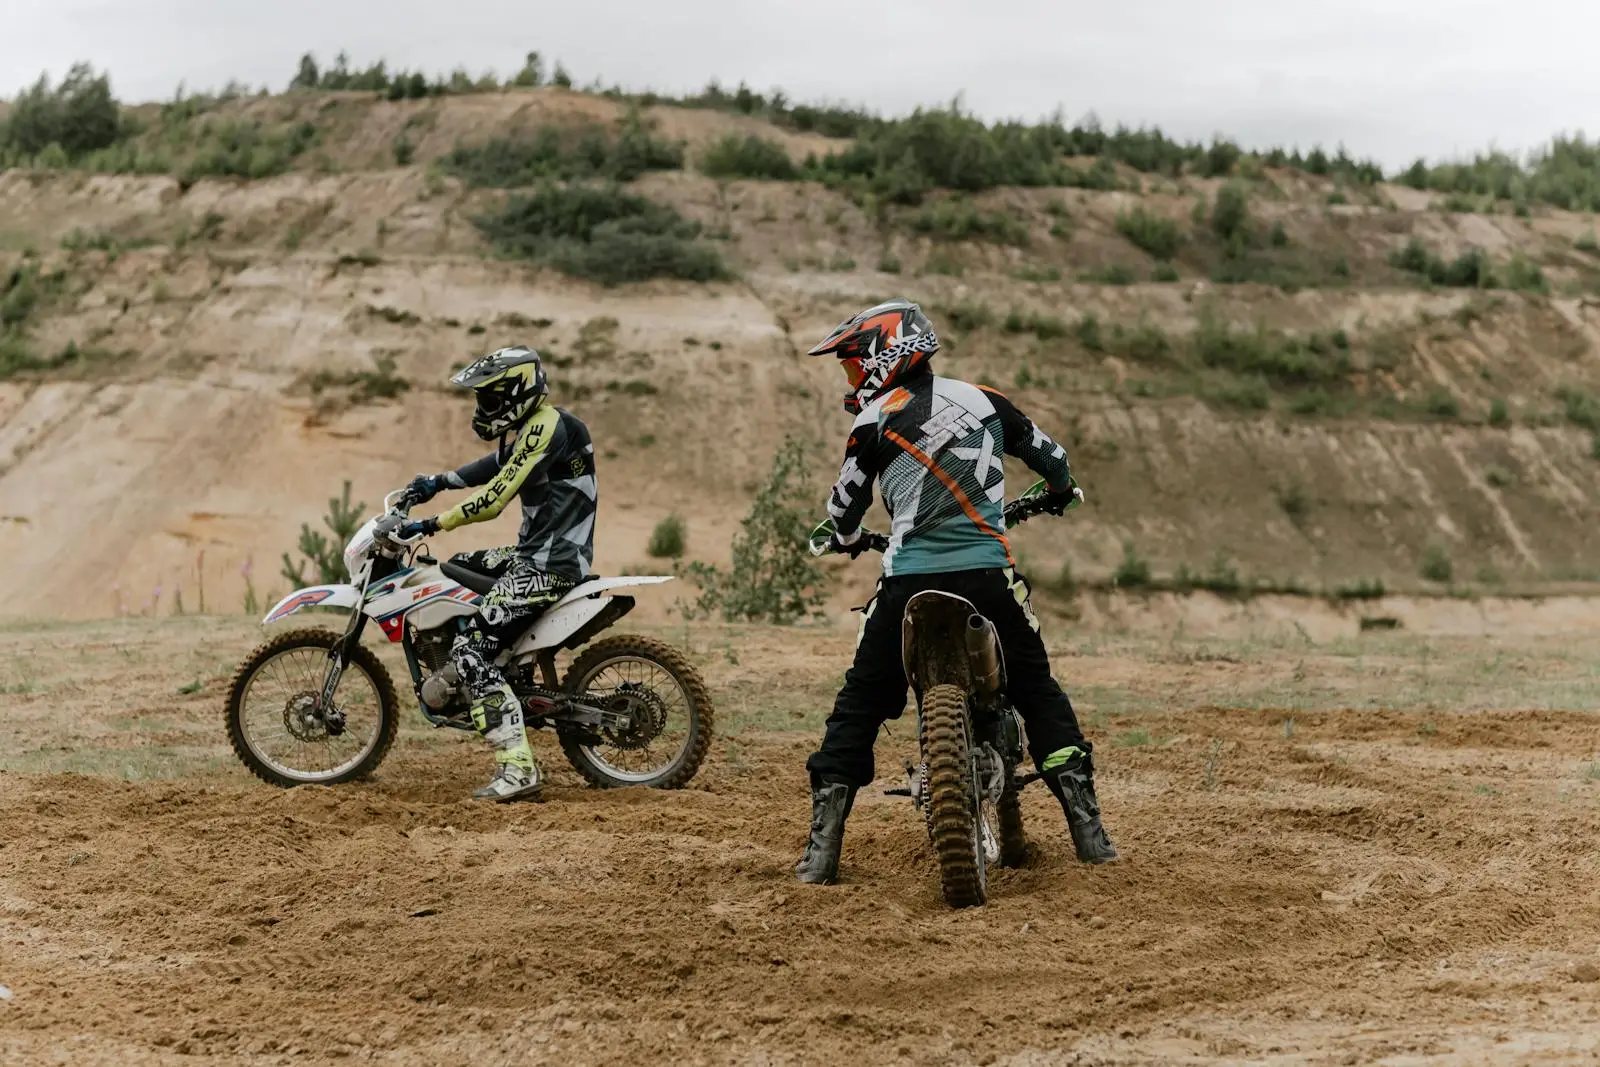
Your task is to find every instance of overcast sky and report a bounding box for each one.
[5,0,1598,170]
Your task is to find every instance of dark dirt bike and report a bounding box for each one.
[225,490,712,791]
[809,479,1077,908]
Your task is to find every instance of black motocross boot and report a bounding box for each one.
[1042,750,1119,864]
[794,777,856,885]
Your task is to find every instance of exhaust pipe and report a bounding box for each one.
[965,614,1002,696]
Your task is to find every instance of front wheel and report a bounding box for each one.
[557,634,713,789]
[921,683,987,908]
[225,627,399,787]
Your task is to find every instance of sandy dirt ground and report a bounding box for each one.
[4,613,1600,1065]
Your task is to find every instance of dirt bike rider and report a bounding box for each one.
[380,346,597,802]
[796,299,1118,884]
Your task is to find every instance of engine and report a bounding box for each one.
[411,624,462,710]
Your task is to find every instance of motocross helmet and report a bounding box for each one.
[451,346,548,440]
[808,298,938,413]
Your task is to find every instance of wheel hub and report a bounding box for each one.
[598,682,668,751]
[283,692,330,742]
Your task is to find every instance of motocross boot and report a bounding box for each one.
[794,777,855,885]
[1041,748,1119,864]
[471,687,543,803]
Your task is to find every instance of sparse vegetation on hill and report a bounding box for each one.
[471,183,730,285]
[699,134,796,181]
[442,112,683,186]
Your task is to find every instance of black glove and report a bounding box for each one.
[831,532,872,559]
[1040,484,1084,516]
[400,473,445,507]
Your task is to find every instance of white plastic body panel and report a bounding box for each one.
[263,584,361,623]
[510,575,673,655]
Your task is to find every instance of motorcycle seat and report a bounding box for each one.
[440,560,602,598]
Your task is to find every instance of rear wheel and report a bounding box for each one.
[921,683,986,908]
[557,634,712,789]
[225,628,398,787]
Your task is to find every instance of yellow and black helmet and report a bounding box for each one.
[450,346,548,439]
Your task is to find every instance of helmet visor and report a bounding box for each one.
[840,356,869,390]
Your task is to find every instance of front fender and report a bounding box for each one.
[263,584,361,624]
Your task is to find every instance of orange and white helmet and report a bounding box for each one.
[808,299,939,413]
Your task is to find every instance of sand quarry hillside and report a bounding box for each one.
[2,87,1600,619]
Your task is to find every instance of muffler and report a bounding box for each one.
[965,614,1003,696]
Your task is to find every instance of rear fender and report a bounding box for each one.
[509,594,636,658]
[901,590,980,697]
[263,584,361,624]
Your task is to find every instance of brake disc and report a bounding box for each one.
[283,692,329,743]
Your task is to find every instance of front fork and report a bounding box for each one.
[316,606,370,736]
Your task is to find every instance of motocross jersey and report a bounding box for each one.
[436,405,597,582]
[827,371,1073,577]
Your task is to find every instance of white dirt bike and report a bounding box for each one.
[225,490,712,790]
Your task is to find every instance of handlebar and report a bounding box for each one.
[808,479,1081,558]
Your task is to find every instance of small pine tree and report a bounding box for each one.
[280,480,368,586]
[513,52,544,87]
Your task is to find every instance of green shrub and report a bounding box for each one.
[1269,221,1289,247]
[943,300,994,331]
[1081,264,1137,285]
[1332,578,1386,600]
[1423,388,1460,419]
[680,437,828,624]
[180,118,319,182]
[1113,539,1152,589]
[1488,396,1510,427]
[1419,544,1454,583]
[1190,309,1349,387]
[1075,313,1104,352]
[1503,254,1547,292]
[1207,375,1271,410]
[1388,238,1500,289]
[912,198,1029,245]
[472,183,729,286]
[1001,308,1067,339]
[648,514,687,558]
[1013,264,1062,283]
[1114,208,1179,259]
[700,133,795,180]
[1151,262,1180,282]
[1210,181,1252,242]
[1578,231,1600,255]
[443,114,682,186]
[1556,385,1600,431]
[1109,319,1173,363]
